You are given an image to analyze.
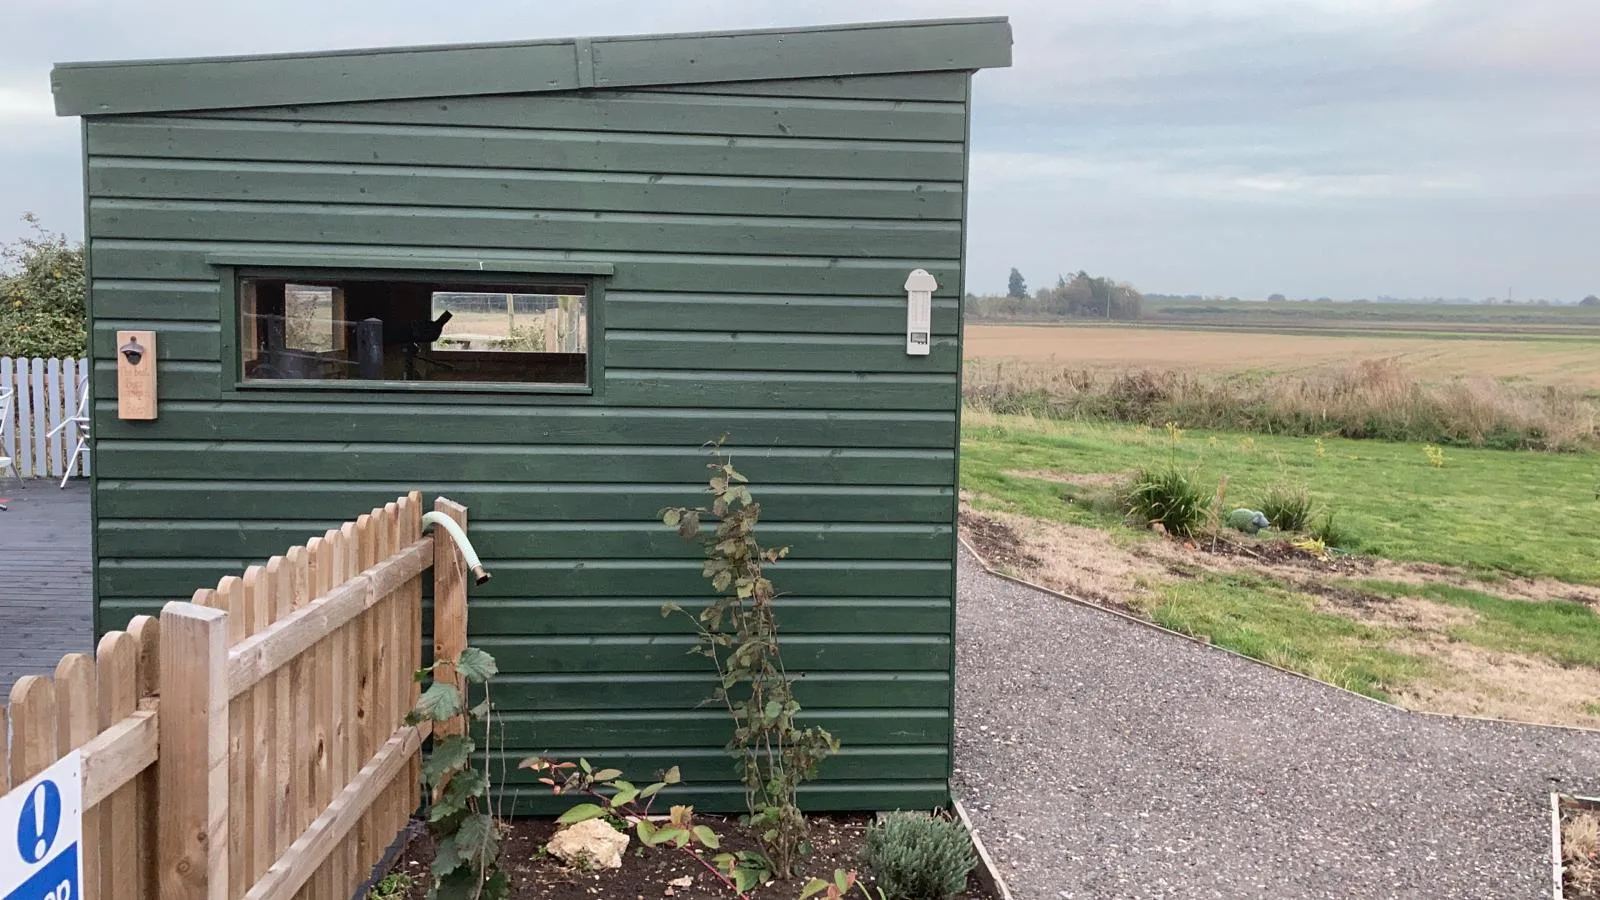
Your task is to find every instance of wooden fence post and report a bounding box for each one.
[159,601,229,900]
[432,498,469,739]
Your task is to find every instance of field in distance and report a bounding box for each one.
[965,323,1600,389]
[1141,295,1600,336]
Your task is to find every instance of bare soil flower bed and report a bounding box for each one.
[392,815,999,900]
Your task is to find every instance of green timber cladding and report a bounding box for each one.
[53,17,1011,811]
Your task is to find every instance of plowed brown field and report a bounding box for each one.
[964,324,1600,388]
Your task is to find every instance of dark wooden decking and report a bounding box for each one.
[0,481,94,694]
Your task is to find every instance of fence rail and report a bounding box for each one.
[1,356,90,480]
[0,492,472,900]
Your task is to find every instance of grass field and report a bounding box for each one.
[962,412,1600,583]
[958,412,1600,724]
[964,323,1600,388]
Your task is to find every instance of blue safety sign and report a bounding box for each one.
[0,752,81,900]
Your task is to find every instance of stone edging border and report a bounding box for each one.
[958,534,1600,738]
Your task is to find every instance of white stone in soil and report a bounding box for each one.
[546,819,631,870]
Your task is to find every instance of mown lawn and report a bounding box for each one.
[961,411,1600,584]
[1135,573,1428,700]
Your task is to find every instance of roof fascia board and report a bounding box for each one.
[52,17,1011,117]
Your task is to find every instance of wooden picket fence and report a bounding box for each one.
[0,356,91,479]
[0,492,474,900]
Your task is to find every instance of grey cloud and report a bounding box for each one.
[3,0,1596,299]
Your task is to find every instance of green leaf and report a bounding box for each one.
[639,781,666,799]
[579,758,592,774]
[692,825,720,849]
[481,870,511,900]
[764,700,781,722]
[439,768,487,809]
[421,735,474,784]
[662,509,682,527]
[427,802,465,825]
[433,866,479,900]
[835,870,852,892]
[654,826,690,848]
[610,786,639,806]
[555,803,607,825]
[455,647,498,683]
[731,867,759,893]
[414,682,462,721]
[456,812,496,852]
[662,765,682,785]
[591,768,623,782]
[800,880,829,900]
[430,834,465,880]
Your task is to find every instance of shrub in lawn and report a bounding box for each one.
[1124,467,1211,537]
[861,812,977,900]
[1259,484,1315,532]
[1309,511,1358,550]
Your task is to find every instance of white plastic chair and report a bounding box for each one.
[45,380,91,489]
[0,388,22,491]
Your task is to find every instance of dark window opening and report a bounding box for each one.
[239,275,588,386]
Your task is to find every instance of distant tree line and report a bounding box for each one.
[970,268,1144,322]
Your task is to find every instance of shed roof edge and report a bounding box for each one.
[52,16,1012,117]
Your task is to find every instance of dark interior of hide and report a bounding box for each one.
[240,277,586,385]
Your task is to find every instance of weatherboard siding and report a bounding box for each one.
[86,72,969,811]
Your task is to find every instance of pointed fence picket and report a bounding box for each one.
[0,356,90,480]
[0,492,475,900]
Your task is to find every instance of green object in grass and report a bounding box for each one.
[1227,508,1271,534]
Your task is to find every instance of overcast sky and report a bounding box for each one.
[5,0,1597,300]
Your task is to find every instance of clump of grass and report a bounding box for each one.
[1124,467,1212,537]
[1309,511,1358,550]
[1259,484,1315,532]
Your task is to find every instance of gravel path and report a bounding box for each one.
[953,549,1600,899]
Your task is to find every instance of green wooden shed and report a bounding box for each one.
[52,17,1012,811]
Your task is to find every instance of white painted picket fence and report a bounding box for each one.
[0,356,91,480]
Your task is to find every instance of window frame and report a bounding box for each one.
[217,261,607,400]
